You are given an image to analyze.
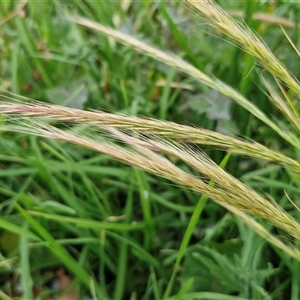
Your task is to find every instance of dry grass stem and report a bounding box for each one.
[186,0,300,99]
[227,11,299,29]
[3,120,300,250]
[280,26,300,58]
[109,128,300,246]
[1,99,300,173]
[262,77,300,133]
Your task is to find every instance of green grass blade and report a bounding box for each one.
[173,277,194,300]
[0,218,40,241]
[163,153,231,298]
[28,211,146,231]
[15,202,110,299]
[20,222,33,300]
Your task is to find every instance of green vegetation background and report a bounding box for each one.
[0,1,300,299]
